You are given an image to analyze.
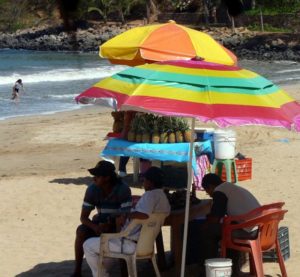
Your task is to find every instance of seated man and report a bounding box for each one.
[83,166,171,277]
[72,160,132,277]
[200,173,261,274]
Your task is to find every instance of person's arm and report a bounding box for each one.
[81,185,105,235]
[128,211,148,220]
[128,191,156,220]
[114,184,133,230]
[80,208,109,235]
[80,208,96,229]
[116,191,150,229]
[206,191,228,223]
[119,183,133,214]
[21,84,25,94]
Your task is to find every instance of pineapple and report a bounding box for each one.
[141,114,151,143]
[182,118,192,142]
[134,115,143,142]
[174,117,184,143]
[135,133,143,142]
[111,111,124,133]
[160,133,168,143]
[158,116,168,143]
[167,117,176,143]
[127,114,139,141]
[112,120,123,133]
[168,132,176,143]
[152,118,160,143]
[127,128,136,142]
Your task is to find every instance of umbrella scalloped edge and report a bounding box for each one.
[121,104,300,132]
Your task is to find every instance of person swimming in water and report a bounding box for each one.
[11,79,24,101]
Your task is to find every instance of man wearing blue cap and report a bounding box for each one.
[71,160,132,277]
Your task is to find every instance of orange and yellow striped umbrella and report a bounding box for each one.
[100,21,237,66]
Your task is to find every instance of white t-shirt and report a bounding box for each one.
[126,189,171,241]
[134,189,171,215]
[14,82,23,92]
[214,182,260,216]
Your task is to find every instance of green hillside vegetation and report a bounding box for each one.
[0,0,59,31]
[0,0,300,32]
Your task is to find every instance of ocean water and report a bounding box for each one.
[1,49,300,121]
[0,49,127,120]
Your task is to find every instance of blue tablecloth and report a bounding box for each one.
[101,139,213,173]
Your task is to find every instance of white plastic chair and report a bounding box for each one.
[98,213,169,277]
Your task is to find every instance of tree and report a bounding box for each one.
[5,0,29,31]
[145,0,158,23]
[114,0,138,24]
[88,0,115,23]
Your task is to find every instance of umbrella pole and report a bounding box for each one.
[180,117,196,277]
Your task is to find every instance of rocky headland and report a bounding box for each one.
[1,22,300,62]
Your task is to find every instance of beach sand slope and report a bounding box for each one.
[0,86,300,276]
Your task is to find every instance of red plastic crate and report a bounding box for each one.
[221,158,252,182]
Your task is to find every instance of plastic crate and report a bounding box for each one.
[221,158,252,182]
[263,226,290,262]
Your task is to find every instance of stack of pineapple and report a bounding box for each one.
[127,113,192,143]
[111,111,125,133]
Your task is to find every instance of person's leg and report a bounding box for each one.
[83,237,101,277]
[11,92,17,100]
[229,229,258,274]
[118,157,129,177]
[118,156,129,176]
[83,237,132,277]
[72,224,95,277]
[199,222,222,263]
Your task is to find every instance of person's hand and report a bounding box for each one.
[93,223,110,235]
[93,224,103,236]
[116,214,127,230]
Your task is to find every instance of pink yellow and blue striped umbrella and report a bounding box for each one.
[76,60,300,131]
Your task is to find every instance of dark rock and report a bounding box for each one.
[1,23,300,61]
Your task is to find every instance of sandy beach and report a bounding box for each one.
[1,84,300,277]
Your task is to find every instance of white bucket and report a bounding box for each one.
[213,129,236,159]
[205,258,232,277]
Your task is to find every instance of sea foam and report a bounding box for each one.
[0,65,127,85]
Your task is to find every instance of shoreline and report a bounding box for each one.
[0,104,84,122]
[1,82,298,123]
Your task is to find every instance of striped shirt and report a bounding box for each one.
[82,180,132,223]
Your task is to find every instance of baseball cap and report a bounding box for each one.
[88,160,116,177]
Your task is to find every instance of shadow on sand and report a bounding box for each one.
[15,259,92,277]
[49,174,144,189]
[14,257,272,277]
[49,176,92,186]
[15,258,163,277]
